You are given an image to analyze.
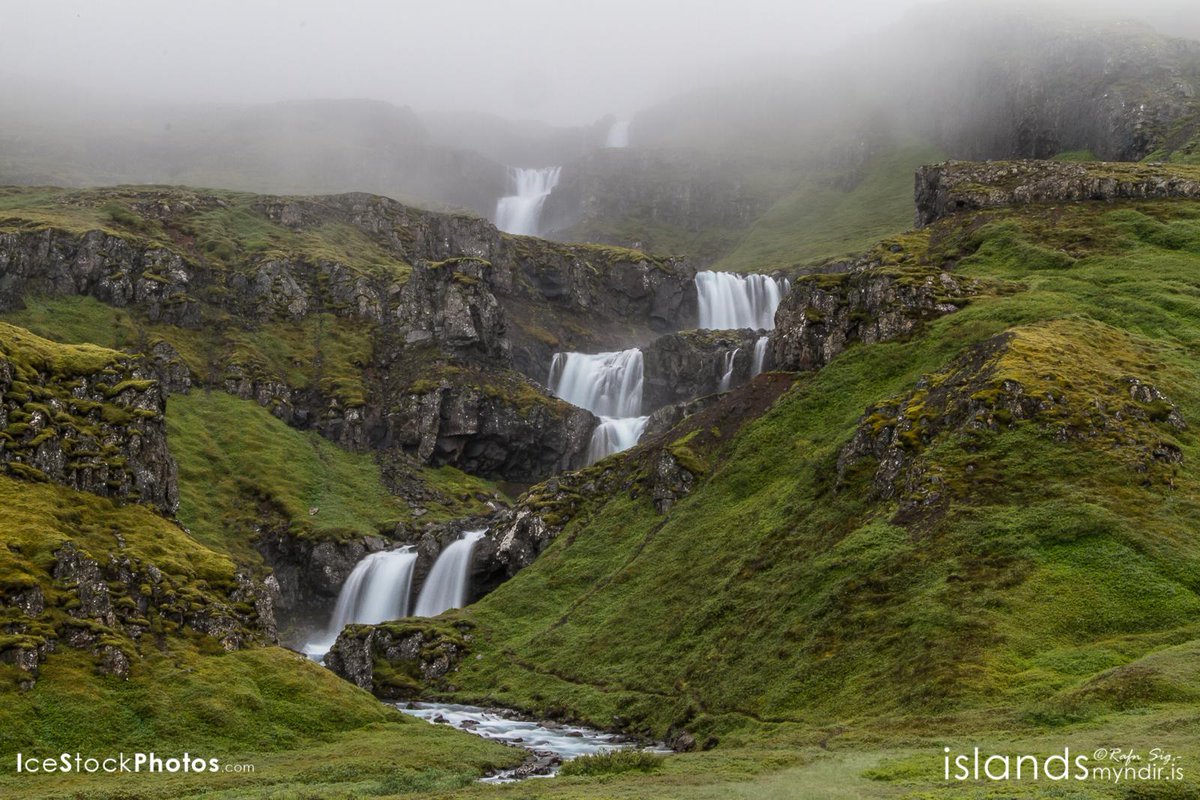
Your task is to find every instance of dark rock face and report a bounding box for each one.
[915,160,1200,227]
[771,268,982,373]
[641,329,762,411]
[255,529,389,625]
[325,620,472,699]
[391,259,508,359]
[376,368,596,482]
[0,229,201,325]
[0,348,179,515]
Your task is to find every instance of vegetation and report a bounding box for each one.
[713,141,946,272]
[168,390,498,560]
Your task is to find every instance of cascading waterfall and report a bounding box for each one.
[548,349,649,463]
[302,547,418,659]
[605,120,630,148]
[548,350,644,417]
[718,348,740,391]
[752,335,769,376]
[494,166,562,236]
[413,530,488,618]
[695,271,790,330]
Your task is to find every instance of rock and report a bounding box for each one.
[0,340,179,515]
[915,160,1200,227]
[771,267,982,373]
[325,620,472,699]
[641,329,762,411]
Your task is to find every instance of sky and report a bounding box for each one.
[2,0,1197,126]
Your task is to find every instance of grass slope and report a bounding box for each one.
[168,390,497,562]
[713,141,946,272]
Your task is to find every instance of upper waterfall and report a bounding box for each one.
[302,547,417,659]
[605,120,630,148]
[494,166,562,236]
[695,271,790,330]
[413,530,488,618]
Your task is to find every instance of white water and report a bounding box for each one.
[548,350,647,463]
[605,120,630,148]
[718,348,740,392]
[695,271,790,330]
[302,548,417,659]
[413,529,487,618]
[752,335,770,376]
[588,416,650,463]
[548,350,644,418]
[401,702,667,782]
[495,166,562,236]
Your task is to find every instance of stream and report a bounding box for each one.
[399,702,669,782]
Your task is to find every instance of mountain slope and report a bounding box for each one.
[331,171,1200,797]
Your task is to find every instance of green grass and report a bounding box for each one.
[712,141,946,272]
[167,390,497,561]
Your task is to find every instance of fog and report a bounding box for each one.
[1,0,1198,219]
[4,0,1195,126]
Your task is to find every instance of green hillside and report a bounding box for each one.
[395,198,1200,796]
[714,141,946,272]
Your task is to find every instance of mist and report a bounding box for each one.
[2,0,1192,126]
[2,0,1199,224]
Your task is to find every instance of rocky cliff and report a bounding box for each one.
[915,160,1200,227]
[0,188,697,485]
[0,322,178,514]
[770,263,984,373]
[641,329,763,411]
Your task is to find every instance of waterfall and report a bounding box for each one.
[548,350,644,418]
[587,416,650,463]
[752,336,769,376]
[548,349,648,463]
[605,120,630,148]
[302,547,417,659]
[494,166,562,236]
[718,348,740,391]
[413,530,488,618]
[695,271,790,330]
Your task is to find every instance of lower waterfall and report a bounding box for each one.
[302,547,417,659]
[752,335,769,376]
[718,348,740,391]
[413,529,488,618]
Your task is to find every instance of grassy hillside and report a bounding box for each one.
[393,197,1200,796]
[714,141,946,272]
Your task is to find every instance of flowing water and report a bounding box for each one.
[718,348,740,391]
[494,166,561,236]
[302,547,417,659]
[548,350,647,463]
[400,702,666,782]
[605,120,630,148]
[752,335,769,376]
[695,271,790,330]
[412,529,487,617]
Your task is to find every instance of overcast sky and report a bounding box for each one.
[2,0,1197,125]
